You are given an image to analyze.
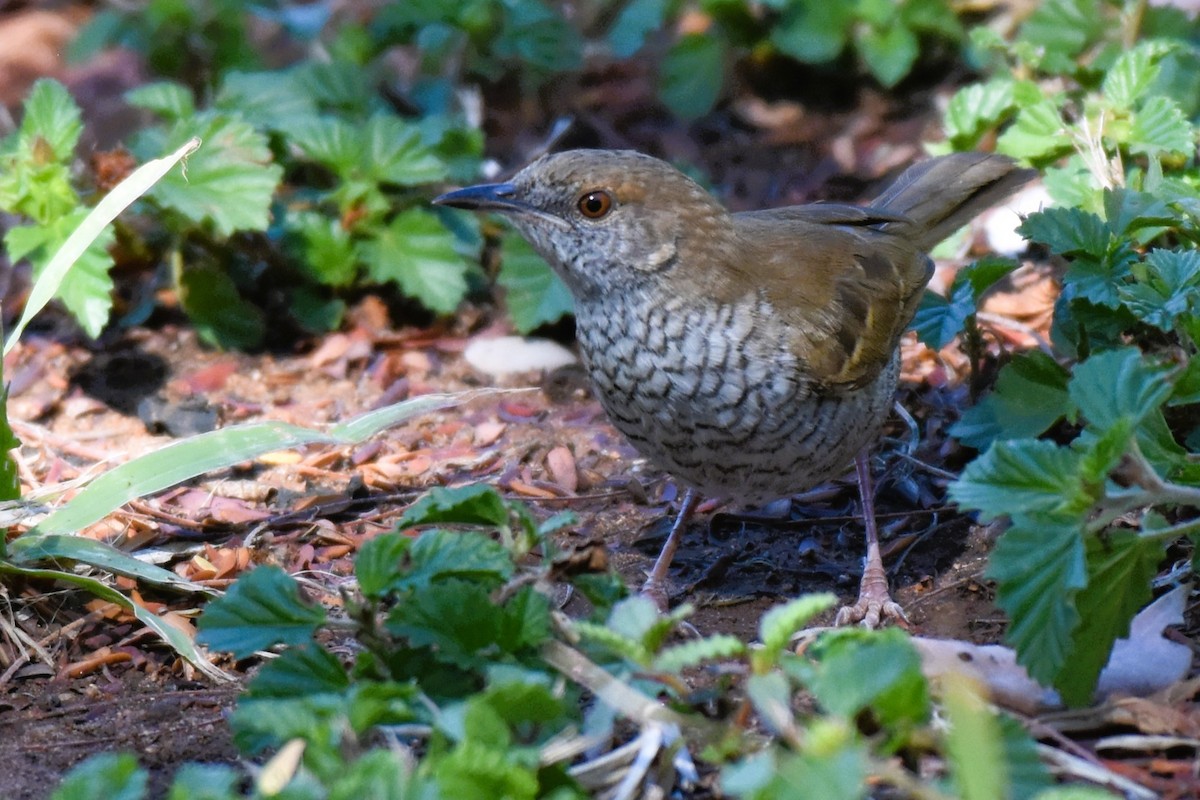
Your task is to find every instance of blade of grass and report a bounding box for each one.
[7,534,212,592]
[0,561,230,681]
[3,137,202,355]
[29,390,512,537]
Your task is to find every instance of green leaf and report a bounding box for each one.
[178,262,266,350]
[1056,533,1161,706]
[496,234,574,332]
[493,0,583,74]
[1103,45,1163,110]
[247,643,351,697]
[361,209,470,313]
[653,633,747,672]
[1018,207,1111,258]
[986,513,1087,685]
[197,565,327,659]
[126,81,196,120]
[608,0,668,58]
[951,351,1072,450]
[288,211,359,287]
[8,534,207,591]
[911,283,972,350]
[1119,249,1200,331]
[1018,0,1103,64]
[166,764,240,800]
[51,753,146,800]
[747,671,796,739]
[393,529,515,592]
[807,628,930,726]
[19,79,84,161]
[4,138,199,355]
[355,531,411,598]
[943,673,1007,800]
[856,24,919,88]
[951,440,1084,522]
[214,70,319,132]
[433,739,539,800]
[1130,96,1195,157]
[1067,348,1174,431]
[6,210,116,338]
[363,115,447,186]
[997,100,1068,161]
[723,734,867,800]
[758,593,837,662]
[659,33,725,120]
[399,483,511,529]
[944,78,1016,148]
[328,751,426,800]
[149,114,282,236]
[771,2,852,63]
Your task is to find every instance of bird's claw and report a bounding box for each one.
[835,592,910,630]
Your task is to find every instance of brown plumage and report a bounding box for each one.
[435,150,1034,627]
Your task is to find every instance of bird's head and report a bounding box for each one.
[434,149,731,300]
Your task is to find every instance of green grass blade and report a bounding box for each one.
[4,137,202,355]
[7,534,213,593]
[31,390,498,537]
[0,561,230,682]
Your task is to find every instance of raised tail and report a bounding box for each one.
[872,153,1037,252]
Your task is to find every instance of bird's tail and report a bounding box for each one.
[872,153,1036,252]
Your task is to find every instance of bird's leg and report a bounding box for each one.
[835,449,910,629]
[641,488,701,611]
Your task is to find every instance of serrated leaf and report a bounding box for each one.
[771,2,852,63]
[355,532,411,598]
[659,33,724,120]
[1055,533,1160,706]
[951,440,1084,522]
[399,484,511,529]
[856,24,919,88]
[807,628,930,726]
[1103,45,1162,110]
[393,529,515,592]
[248,643,351,697]
[215,70,319,133]
[1130,96,1195,157]
[945,78,1016,149]
[1067,347,1174,431]
[364,115,447,186]
[50,753,147,800]
[496,233,574,332]
[608,0,667,58]
[758,594,837,664]
[1103,188,1176,238]
[288,211,359,286]
[125,81,196,120]
[149,114,282,236]
[943,673,1007,800]
[197,566,327,658]
[911,283,973,350]
[986,513,1087,685]
[493,0,582,74]
[328,751,425,800]
[1018,207,1111,258]
[361,209,470,313]
[951,351,1072,449]
[178,262,266,350]
[653,634,747,672]
[166,763,240,800]
[1018,0,1102,62]
[433,739,539,800]
[19,78,83,161]
[6,210,116,338]
[997,100,1068,160]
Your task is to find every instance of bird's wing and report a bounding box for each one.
[731,205,932,389]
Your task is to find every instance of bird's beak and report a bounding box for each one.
[433,182,569,228]
[433,182,528,213]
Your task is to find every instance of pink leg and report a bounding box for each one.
[834,450,910,628]
[641,488,701,611]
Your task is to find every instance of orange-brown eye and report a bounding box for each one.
[577,190,613,219]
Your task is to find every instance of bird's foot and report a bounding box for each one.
[834,584,910,630]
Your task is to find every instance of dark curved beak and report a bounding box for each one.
[433,182,527,212]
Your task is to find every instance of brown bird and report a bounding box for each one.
[435,150,1033,626]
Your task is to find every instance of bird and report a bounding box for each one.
[435,149,1034,627]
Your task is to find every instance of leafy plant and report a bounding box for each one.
[929,0,1200,705]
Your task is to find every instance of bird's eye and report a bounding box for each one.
[577,190,613,219]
